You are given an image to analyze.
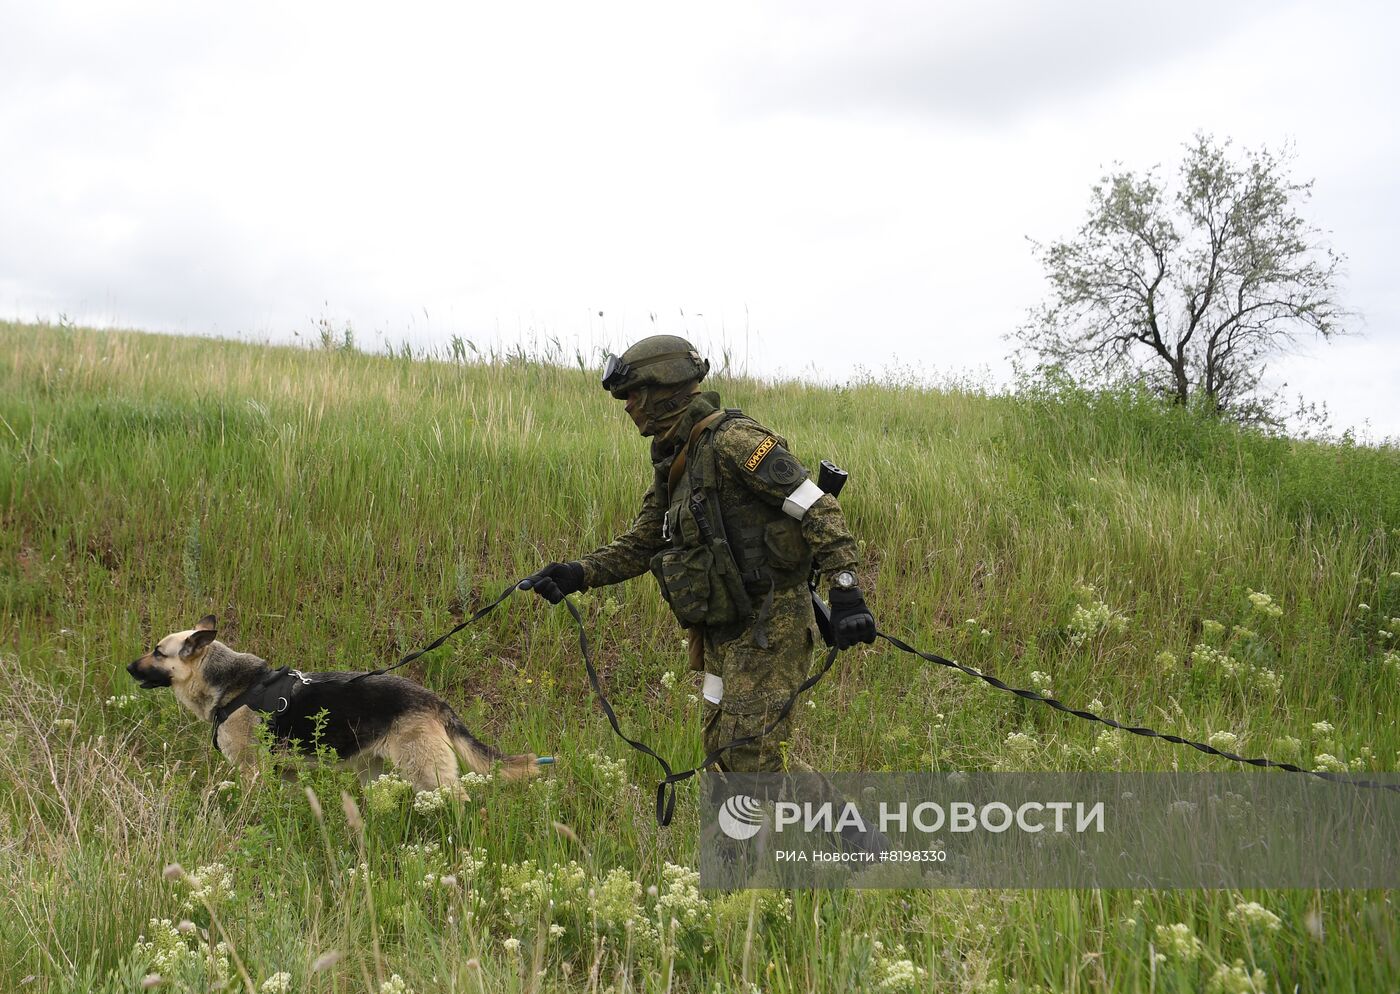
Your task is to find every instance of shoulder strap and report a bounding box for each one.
[666,410,728,499]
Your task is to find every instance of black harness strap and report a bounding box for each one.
[211,666,300,749]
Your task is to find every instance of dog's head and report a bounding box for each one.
[127,615,219,690]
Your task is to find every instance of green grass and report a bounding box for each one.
[2,320,1398,993]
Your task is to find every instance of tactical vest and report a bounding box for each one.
[648,409,812,642]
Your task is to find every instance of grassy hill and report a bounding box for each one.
[2,321,1398,992]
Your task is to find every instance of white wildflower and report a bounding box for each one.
[1270,736,1301,757]
[1228,901,1282,932]
[1313,753,1348,773]
[1246,589,1283,618]
[1029,671,1052,692]
[412,787,451,813]
[183,863,235,909]
[364,772,411,815]
[1067,600,1129,647]
[1207,959,1268,994]
[502,937,522,953]
[1092,729,1126,761]
[549,923,566,938]
[1153,922,1203,961]
[1208,731,1239,751]
[1311,721,1335,738]
[656,863,711,935]
[260,972,293,994]
[1201,619,1226,642]
[660,670,677,690]
[379,975,415,994]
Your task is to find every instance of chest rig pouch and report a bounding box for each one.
[649,411,813,643]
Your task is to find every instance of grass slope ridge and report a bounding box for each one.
[2,322,1398,993]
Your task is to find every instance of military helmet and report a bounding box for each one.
[600,335,709,398]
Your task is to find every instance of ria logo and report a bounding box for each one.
[718,794,764,840]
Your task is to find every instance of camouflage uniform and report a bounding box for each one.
[579,390,860,773]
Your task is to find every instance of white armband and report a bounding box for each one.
[782,477,825,520]
[702,672,724,704]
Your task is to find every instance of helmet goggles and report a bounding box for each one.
[600,349,701,394]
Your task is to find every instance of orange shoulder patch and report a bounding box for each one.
[744,436,778,472]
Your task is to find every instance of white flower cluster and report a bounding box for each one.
[1207,959,1269,994]
[660,669,677,690]
[379,975,416,994]
[1028,671,1052,693]
[498,859,590,931]
[1092,729,1126,762]
[1311,721,1335,738]
[868,940,928,993]
[1191,643,1283,697]
[132,919,230,984]
[1246,589,1283,618]
[1312,753,1348,773]
[1152,922,1203,962]
[183,863,235,910]
[105,694,140,707]
[1270,736,1301,757]
[1201,619,1226,642]
[364,772,412,815]
[412,785,457,813]
[710,890,792,930]
[1385,650,1400,674]
[1207,731,1240,752]
[260,971,293,993]
[584,751,630,794]
[1228,901,1282,932]
[656,863,711,938]
[591,867,655,945]
[1067,598,1129,647]
[994,731,1038,771]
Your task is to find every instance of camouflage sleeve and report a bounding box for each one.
[576,478,668,588]
[712,421,862,585]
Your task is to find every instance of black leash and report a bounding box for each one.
[332,586,1400,831]
[344,581,522,683]
[874,630,1400,795]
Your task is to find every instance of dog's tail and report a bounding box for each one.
[447,717,542,782]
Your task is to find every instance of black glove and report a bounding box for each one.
[519,561,586,604]
[828,586,876,649]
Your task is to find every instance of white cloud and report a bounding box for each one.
[1,0,1395,437]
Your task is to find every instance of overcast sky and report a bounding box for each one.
[3,1,1396,439]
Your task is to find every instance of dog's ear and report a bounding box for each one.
[195,615,217,632]
[181,628,217,658]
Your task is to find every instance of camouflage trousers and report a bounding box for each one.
[699,583,819,774]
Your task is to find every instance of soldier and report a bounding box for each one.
[520,334,876,776]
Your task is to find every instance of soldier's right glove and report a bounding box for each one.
[519,561,586,604]
[828,586,877,649]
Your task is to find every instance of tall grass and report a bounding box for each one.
[2,321,1397,992]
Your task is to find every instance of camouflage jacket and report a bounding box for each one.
[578,391,861,598]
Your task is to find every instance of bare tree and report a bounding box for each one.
[1012,134,1348,423]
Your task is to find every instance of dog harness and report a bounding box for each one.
[210,666,314,750]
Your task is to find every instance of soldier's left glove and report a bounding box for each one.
[519,561,586,604]
[828,586,876,649]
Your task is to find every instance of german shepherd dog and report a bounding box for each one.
[127,615,541,791]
